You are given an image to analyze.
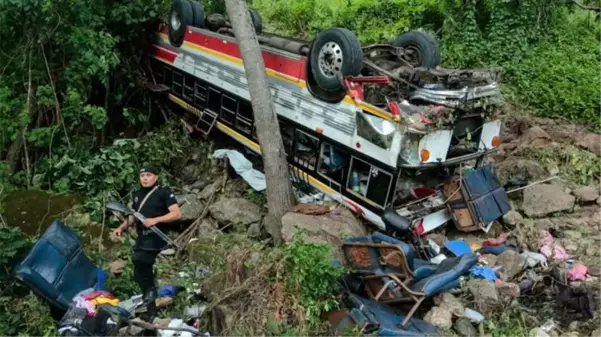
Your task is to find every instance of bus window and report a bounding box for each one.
[151,59,163,82]
[183,76,194,101]
[236,100,253,135]
[172,71,183,96]
[164,67,172,89]
[221,94,237,125]
[279,120,294,155]
[207,87,221,114]
[194,82,207,107]
[347,157,393,207]
[293,130,318,170]
[318,143,348,185]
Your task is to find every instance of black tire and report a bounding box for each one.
[248,8,263,35]
[168,0,195,47]
[188,0,205,28]
[309,28,363,92]
[392,30,440,68]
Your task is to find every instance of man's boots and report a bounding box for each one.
[141,287,157,322]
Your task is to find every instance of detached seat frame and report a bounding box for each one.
[342,233,477,327]
[14,220,102,314]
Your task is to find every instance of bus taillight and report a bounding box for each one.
[491,136,501,148]
[420,149,430,162]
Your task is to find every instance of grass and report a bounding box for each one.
[525,144,601,186]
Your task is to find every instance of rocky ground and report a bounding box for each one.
[95,113,600,337]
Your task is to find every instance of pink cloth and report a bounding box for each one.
[539,231,568,260]
[568,264,588,281]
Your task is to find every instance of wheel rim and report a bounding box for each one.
[317,42,344,79]
[171,11,182,31]
[404,45,423,67]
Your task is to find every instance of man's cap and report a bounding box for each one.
[140,164,159,175]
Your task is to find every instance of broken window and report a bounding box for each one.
[293,130,319,170]
[347,157,393,207]
[317,142,348,189]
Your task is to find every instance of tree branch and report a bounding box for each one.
[569,0,601,13]
[41,43,71,149]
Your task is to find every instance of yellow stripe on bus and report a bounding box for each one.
[156,33,398,123]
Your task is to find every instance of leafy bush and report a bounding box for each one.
[31,122,195,221]
[283,237,343,326]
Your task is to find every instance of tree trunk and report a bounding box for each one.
[224,0,295,245]
[7,50,36,177]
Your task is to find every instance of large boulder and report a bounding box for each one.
[573,186,599,203]
[576,132,601,157]
[467,279,499,315]
[177,194,204,222]
[494,250,526,281]
[522,184,575,217]
[495,158,547,186]
[281,207,366,248]
[209,197,262,229]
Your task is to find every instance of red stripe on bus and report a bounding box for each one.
[152,45,178,63]
[159,23,307,81]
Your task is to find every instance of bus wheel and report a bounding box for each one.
[392,30,440,68]
[310,28,363,92]
[248,8,263,35]
[168,0,194,47]
[188,0,205,29]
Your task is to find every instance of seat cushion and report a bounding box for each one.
[409,253,478,297]
[371,232,415,270]
[14,220,100,310]
[412,259,437,280]
[345,294,440,336]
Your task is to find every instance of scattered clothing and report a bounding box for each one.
[463,308,485,323]
[443,240,472,257]
[482,233,508,246]
[539,231,568,261]
[95,268,108,290]
[469,265,498,282]
[557,287,596,324]
[567,264,588,281]
[118,294,144,314]
[73,291,119,317]
[521,251,548,268]
[478,245,515,255]
[158,285,178,297]
[213,149,266,191]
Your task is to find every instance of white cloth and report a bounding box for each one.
[212,149,266,191]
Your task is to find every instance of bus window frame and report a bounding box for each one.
[292,129,319,171]
[345,156,394,209]
[316,142,348,193]
[172,70,183,96]
[220,93,238,126]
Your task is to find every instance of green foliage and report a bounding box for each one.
[252,0,441,42]
[441,0,600,129]
[31,122,192,221]
[0,0,171,179]
[283,235,343,326]
[527,145,601,185]
[0,227,30,284]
